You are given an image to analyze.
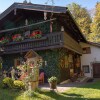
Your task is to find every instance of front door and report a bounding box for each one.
[93,63,100,78]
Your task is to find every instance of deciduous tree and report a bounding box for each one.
[89,2,100,42]
[68,3,92,38]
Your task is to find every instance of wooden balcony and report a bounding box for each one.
[0,32,64,54]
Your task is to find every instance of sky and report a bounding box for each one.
[0,0,100,13]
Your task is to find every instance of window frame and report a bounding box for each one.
[82,65,90,73]
[82,47,91,54]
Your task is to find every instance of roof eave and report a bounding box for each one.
[0,2,66,21]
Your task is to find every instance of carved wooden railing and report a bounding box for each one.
[0,32,63,54]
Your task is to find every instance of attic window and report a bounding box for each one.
[82,47,91,54]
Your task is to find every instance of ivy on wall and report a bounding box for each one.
[37,48,70,82]
[37,49,60,82]
[2,48,70,82]
[4,20,15,29]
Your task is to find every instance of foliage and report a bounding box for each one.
[38,49,69,82]
[4,20,15,29]
[68,3,92,38]
[0,37,9,44]
[37,49,61,82]
[27,66,39,82]
[30,30,42,39]
[0,81,100,100]
[48,76,57,83]
[2,77,14,88]
[12,34,23,42]
[0,63,2,69]
[88,2,100,42]
[14,80,25,90]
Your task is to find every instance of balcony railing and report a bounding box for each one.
[0,32,63,54]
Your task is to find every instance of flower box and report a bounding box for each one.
[30,30,42,39]
[0,37,9,44]
[12,34,23,42]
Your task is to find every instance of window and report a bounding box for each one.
[83,47,91,54]
[83,65,90,73]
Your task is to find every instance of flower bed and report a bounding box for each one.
[0,37,9,44]
[12,34,23,42]
[30,30,42,39]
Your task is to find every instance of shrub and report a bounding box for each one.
[2,77,14,88]
[48,76,57,83]
[14,80,25,90]
[0,82,3,88]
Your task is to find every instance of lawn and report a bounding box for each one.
[0,81,100,100]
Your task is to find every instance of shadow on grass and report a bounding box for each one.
[38,80,100,100]
[62,93,82,97]
[38,90,82,100]
[0,88,100,100]
[36,89,100,100]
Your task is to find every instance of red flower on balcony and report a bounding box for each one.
[0,37,9,44]
[12,34,23,42]
[30,30,42,39]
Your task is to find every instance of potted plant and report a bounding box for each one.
[48,76,57,89]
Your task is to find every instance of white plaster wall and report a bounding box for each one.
[80,42,100,77]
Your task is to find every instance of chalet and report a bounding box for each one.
[0,2,86,82]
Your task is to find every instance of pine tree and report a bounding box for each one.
[89,2,100,42]
[68,3,92,38]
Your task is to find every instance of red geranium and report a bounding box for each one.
[12,34,23,42]
[0,37,5,41]
[30,30,42,39]
[30,32,36,37]
[0,37,9,44]
[12,34,21,40]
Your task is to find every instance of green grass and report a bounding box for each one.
[0,81,100,100]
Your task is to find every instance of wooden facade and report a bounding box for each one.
[0,3,86,82]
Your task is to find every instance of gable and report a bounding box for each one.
[25,49,40,58]
[0,2,86,43]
